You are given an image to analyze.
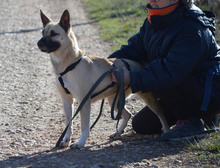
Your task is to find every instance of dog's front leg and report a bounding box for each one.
[70,100,91,149]
[59,93,73,148]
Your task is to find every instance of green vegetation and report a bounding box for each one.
[195,0,220,16]
[83,0,220,51]
[83,0,147,51]
[195,1,220,43]
[187,132,220,166]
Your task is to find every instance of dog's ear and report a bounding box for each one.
[40,10,52,27]
[59,10,70,33]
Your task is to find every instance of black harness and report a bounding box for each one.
[58,57,83,94]
[58,57,130,97]
[56,57,130,147]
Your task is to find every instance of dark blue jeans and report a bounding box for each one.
[132,74,220,134]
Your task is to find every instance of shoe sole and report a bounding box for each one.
[168,133,206,141]
[131,128,220,145]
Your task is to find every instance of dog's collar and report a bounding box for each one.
[59,54,85,94]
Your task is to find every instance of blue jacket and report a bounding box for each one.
[109,4,220,94]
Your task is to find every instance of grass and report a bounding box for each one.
[216,21,220,43]
[187,132,220,166]
[83,0,147,51]
[195,1,220,43]
[82,1,220,166]
[83,0,220,51]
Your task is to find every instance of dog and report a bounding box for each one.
[37,10,170,148]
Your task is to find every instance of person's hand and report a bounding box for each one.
[111,67,130,85]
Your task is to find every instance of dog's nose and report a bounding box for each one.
[37,39,43,48]
[37,36,48,47]
[37,38,48,52]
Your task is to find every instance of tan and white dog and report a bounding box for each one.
[37,10,169,148]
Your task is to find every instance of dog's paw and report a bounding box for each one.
[59,139,71,148]
[162,127,170,133]
[110,132,121,139]
[59,134,71,148]
[70,142,84,149]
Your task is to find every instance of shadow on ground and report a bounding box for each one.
[0,139,188,167]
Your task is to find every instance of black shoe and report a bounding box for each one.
[161,117,205,141]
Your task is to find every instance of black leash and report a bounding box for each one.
[90,62,129,134]
[110,68,126,132]
[56,67,127,147]
[91,59,130,131]
[56,58,129,147]
[56,68,114,147]
[90,99,105,130]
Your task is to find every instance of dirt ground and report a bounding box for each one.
[0,0,213,167]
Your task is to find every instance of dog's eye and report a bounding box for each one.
[50,30,59,37]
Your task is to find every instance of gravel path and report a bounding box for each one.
[0,0,208,167]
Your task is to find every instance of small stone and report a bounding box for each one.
[142,159,150,164]
[173,159,182,164]
[152,158,158,161]
[134,162,141,167]
[151,164,158,168]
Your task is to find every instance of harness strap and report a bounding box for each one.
[56,58,129,147]
[59,57,83,94]
[56,68,114,147]
[60,57,82,76]
[58,76,71,94]
[91,82,115,99]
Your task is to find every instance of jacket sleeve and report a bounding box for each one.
[108,19,148,63]
[130,29,206,93]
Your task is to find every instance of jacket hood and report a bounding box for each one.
[186,4,216,35]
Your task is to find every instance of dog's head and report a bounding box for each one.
[37,10,71,53]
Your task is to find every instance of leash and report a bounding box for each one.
[110,68,126,132]
[90,99,105,130]
[91,59,130,132]
[56,57,130,147]
[56,68,114,147]
[56,66,127,147]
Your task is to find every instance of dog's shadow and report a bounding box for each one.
[0,139,188,167]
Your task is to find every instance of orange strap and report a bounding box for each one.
[147,2,180,23]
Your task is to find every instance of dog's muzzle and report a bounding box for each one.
[37,37,61,53]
